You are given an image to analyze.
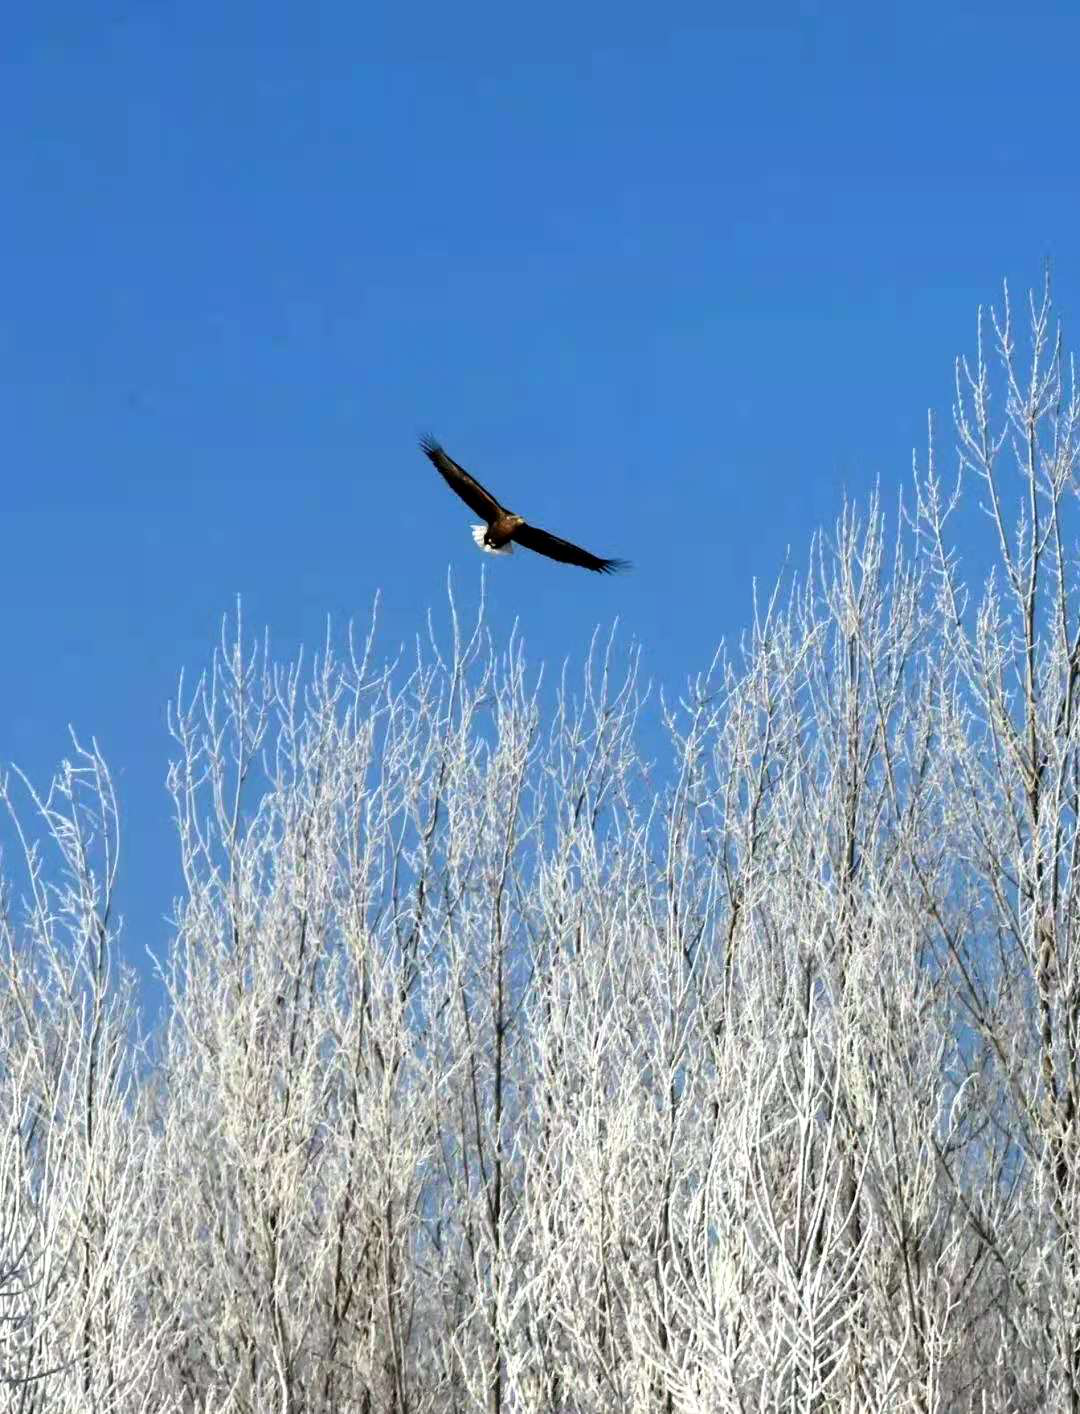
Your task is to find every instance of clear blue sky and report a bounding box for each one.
[4,1,1079,988]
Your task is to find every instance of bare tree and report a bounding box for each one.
[0,741,163,1411]
[914,272,1080,1411]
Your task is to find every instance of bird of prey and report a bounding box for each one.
[420,437,630,574]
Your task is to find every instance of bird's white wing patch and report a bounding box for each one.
[472,525,512,555]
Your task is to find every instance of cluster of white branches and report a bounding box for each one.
[3,277,1080,1412]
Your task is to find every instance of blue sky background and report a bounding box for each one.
[4,0,1080,997]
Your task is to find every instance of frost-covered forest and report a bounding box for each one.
[6,282,1080,1412]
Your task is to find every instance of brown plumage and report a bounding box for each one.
[420,437,630,574]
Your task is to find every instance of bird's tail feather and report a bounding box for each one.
[472,525,512,555]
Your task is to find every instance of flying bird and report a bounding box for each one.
[420,437,630,574]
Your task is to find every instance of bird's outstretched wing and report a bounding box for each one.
[420,437,504,521]
[512,522,630,574]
